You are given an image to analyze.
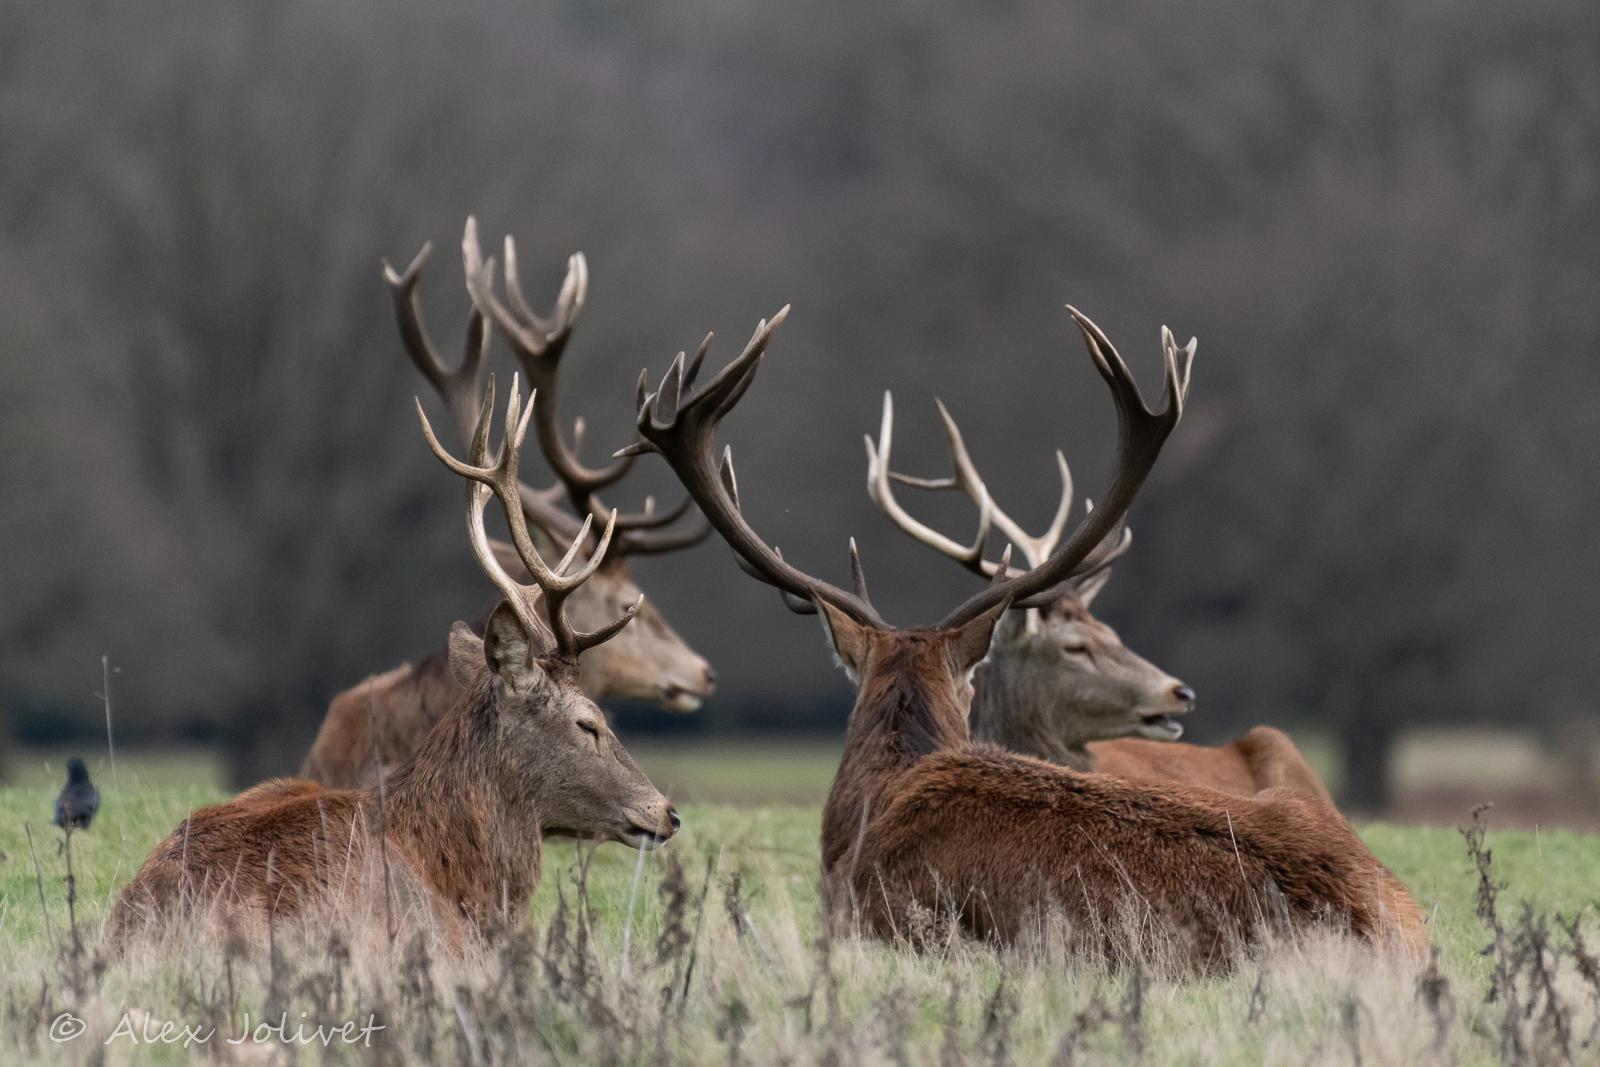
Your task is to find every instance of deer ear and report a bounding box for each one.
[482,602,543,693]
[1074,566,1114,609]
[996,607,1030,642]
[446,621,485,690]
[816,600,869,684]
[948,599,1009,675]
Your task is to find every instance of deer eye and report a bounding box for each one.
[578,720,601,738]
[1062,642,1091,657]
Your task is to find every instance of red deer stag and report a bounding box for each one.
[303,220,714,787]
[110,376,678,950]
[865,398,1333,807]
[866,393,1195,767]
[624,306,1424,969]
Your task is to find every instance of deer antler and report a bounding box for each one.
[386,222,709,557]
[935,308,1193,626]
[866,391,1133,590]
[461,219,709,556]
[625,309,887,627]
[416,374,639,661]
[385,235,601,547]
[628,305,1192,631]
[383,242,492,450]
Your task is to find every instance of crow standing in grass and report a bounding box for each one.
[54,757,100,830]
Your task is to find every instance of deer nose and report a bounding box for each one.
[703,666,717,688]
[1172,684,1197,707]
[668,808,681,833]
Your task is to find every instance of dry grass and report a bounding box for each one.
[2,755,1599,1064]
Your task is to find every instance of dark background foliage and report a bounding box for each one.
[3,0,1596,802]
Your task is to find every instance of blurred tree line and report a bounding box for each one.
[1,0,1596,804]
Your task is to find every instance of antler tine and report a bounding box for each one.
[630,309,886,628]
[570,593,644,654]
[384,241,491,448]
[1035,451,1076,561]
[604,503,714,555]
[502,236,591,340]
[864,392,994,576]
[923,398,1071,570]
[764,545,822,617]
[684,332,714,391]
[848,538,876,613]
[1076,499,1134,573]
[939,308,1194,628]
[463,482,551,654]
[386,232,596,556]
[870,390,1077,581]
[463,221,632,501]
[1009,513,1132,610]
[415,376,546,652]
[418,373,637,661]
[463,220,711,561]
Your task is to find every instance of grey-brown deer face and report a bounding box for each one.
[509,537,714,712]
[452,616,680,849]
[984,596,1195,744]
[565,559,715,711]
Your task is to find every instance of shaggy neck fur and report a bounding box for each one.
[822,634,970,874]
[380,674,545,929]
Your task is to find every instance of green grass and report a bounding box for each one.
[2,747,1599,1064]
[627,737,842,803]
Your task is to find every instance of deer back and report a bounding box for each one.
[813,605,1425,970]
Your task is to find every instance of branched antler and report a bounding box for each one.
[384,242,491,450]
[416,374,639,661]
[627,304,1193,631]
[462,219,709,555]
[386,220,709,558]
[625,309,887,627]
[866,390,1133,596]
[934,308,1193,626]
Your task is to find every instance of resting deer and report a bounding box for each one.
[304,220,714,787]
[625,305,1425,969]
[865,397,1333,806]
[110,376,678,949]
[866,394,1194,767]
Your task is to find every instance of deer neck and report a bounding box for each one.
[822,641,970,873]
[969,649,1095,771]
[378,678,543,927]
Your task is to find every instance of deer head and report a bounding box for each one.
[417,373,679,848]
[991,597,1192,743]
[492,535,713,711]
[863,391,1194,762]
[385,220,715,712]
[621,303,1191,871]
[620,302,1193,736]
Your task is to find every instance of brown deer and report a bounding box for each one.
[110,376,679,950]
[866,393,1194,767]
[625,305,1425,969]
[303,220,714,787]
[865,395,1334,806]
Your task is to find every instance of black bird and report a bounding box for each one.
[54,758,100,830]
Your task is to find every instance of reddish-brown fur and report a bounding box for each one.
[112,374,682,951]
[859,354,1342,811]
[304,224,715,790]
[1091,726,1337,808]
[301,649,459,787]
[627,300,1423,969]
[110,632,677,952]
[816,605,1427,970]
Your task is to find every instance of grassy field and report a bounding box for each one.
[2,747,1599,1064]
